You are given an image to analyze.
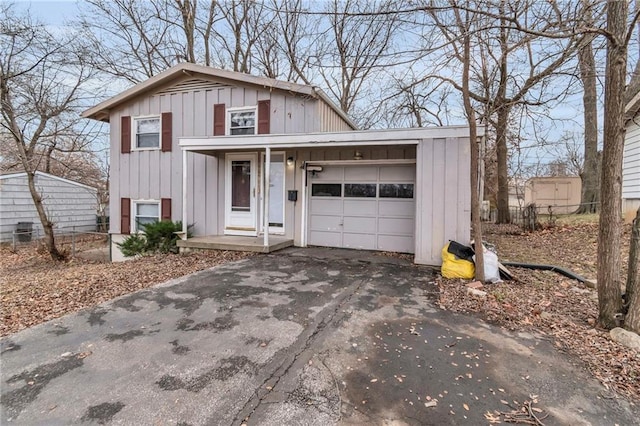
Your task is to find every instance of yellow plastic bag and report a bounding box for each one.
[441,243,475,279]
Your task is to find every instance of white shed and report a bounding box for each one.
[0,172,98,242]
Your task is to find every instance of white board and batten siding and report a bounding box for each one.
[0,172,97,242]
[109,75,345,238]
[415,137,471,265]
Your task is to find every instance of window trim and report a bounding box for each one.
[131,199,160,233]
[131,115,161,151]
[226,106,258,136]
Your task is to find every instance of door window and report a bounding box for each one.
[231,161,251,211]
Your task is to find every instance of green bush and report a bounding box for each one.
[118,234,148,257]
[117,220,188,257]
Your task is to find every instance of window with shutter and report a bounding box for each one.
[121,198,131,234]
[121,116,131,154]
[214,103,225,136]
[161,112,172,152]
[258,100,270,134]
[161,198,172,221]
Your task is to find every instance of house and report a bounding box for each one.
[0,171,98,242]
[624,93,640,222]
[524,176,582,215]
[82,63,473,264]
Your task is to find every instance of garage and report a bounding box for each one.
[307,163,416,253]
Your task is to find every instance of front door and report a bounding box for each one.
[225,153,258,235]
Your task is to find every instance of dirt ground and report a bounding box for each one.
[438,219,639,403]
[0,245,254,337]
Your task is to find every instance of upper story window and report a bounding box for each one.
[228,107,256,135]
[134,116,160,149]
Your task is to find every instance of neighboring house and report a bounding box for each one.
[0,171,98,242]
[82,63,472,265]
[624,93,640,222]
[524,176,581,215]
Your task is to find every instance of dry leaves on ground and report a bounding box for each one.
[0,247,254,337]
[438,222,639,403]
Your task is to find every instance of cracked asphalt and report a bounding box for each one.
[1,247,637,425]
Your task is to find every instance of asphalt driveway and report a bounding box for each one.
[1,248,637,425]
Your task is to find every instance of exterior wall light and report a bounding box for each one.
[354,151,363,160]
[287,156,295,166]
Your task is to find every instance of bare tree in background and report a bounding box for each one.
[315,0,398,126]
[576,0,601,214]
[78,0,178,83]
[1,7,96,260]
[426,0,582,223]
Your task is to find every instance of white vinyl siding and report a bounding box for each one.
[623,120,640,199]
[0,172,97,242]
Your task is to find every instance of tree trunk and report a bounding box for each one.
[26,171,65,261]
[597,0,626,329]
[495,105,511,224]
[459,7,485,282]
[577,36,599,214]
[624,207,640,332]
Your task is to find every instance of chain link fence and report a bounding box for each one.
[4,224,110,260]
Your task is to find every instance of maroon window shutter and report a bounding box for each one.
[161,198,172,221]
[161,112,172,152]
[121,116,131,154]
[121,198,131,234]
[258,100,270,134]
[214,103,225,136]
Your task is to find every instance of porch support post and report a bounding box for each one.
[182,149,188,239]
[264,147,271,247]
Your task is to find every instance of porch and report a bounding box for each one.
[176,235,294,253]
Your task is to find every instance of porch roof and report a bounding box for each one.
[179,125,476,152]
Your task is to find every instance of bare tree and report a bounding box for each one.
[598,0,640,330]
[1,7,95,260]
[78,0,179,83]
[314,0,398,126]
[425,0,583,223]
[576,1,601,214]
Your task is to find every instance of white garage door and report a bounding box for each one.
[308,164,415,253]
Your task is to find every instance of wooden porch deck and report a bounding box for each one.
[176,235,294,253]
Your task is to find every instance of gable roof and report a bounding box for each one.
[82,62,357,129]
[0,171,98,192]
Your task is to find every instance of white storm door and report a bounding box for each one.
[261,152,285,234]
[225,153,258,235]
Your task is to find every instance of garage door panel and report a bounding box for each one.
[343,216,376,233]
[378,217,414,235]
[345,166,378,181]
[379,165,415,181]
[378,235,414,253]
[344,199,377,216]
[312,166,343,181]
[310,215,342,232]
[378,200,414,217]
[309,230,342,247]
[310,198,343,214]
[343,233,376,250]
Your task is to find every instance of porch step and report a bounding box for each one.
[176,235,294,253]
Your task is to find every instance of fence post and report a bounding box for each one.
[72,226,76,257]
